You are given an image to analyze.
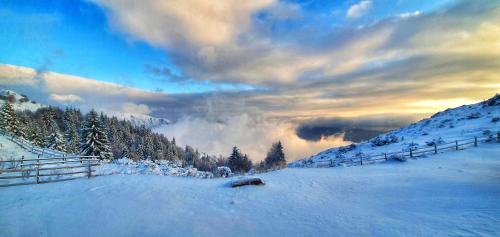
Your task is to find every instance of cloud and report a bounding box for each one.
[347,0,372,19]
[92,0,275,47]
[296,116,417,142]
[121,102,151,116]
[155,114,350,162]
[0,64,37,86]
[50,93,84,103]
[1,0,500,161]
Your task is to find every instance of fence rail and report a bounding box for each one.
[310,132,499,168]
[0,155,100,187]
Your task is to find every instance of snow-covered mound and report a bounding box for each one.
[291,94,500,167]
[0,89,45,112]
[1,144,499,237]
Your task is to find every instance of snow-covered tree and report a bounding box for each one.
[0,102,18,135]
[48,128,66,152]
[27,122,44,147]
[80,109,113,160]
[264,141,287,169]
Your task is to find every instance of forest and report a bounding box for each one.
[0,93,286,174]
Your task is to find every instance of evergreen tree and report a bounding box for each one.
[48,128,66,152]
[80,110,113,160]
[0,102,18,134]
[264,141,287,169]
[228,146,253,173]
[27,122,44,147]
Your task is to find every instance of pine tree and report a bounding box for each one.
[80,110,113,160]
[27,122,44,147]
[48,128,66,152]
[264,141,287,169]
[228,146,252,173]
[0,102,18,135]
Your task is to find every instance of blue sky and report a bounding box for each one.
[0,0,255,93]
[1,0,498,159]
[0,0,452,94]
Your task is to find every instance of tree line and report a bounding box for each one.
[0,98,286,174]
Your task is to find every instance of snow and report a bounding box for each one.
[0,89,45,112]
[0,134,215,186]
[126,113,170,129]
[1,144,499,237]
[291,95,500,167]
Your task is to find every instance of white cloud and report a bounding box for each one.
[92,0,275,47]
[155,114,349,162]
[399,11,421,19]
[50,93,84,103]
[347,0,373,19]
[121,102,151,116]
[0,64,37,86]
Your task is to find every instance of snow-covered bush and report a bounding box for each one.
[371,135,399,147]
[215,166,232,178]
[426,137,444,146]
[492,117,499,123]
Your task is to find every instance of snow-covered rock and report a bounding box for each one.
[291,94,500,168]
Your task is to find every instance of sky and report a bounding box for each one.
[1,0,499,161]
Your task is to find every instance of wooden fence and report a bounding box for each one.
[6,135,68,157]
[311,132,499,168]
[0,155,100,187]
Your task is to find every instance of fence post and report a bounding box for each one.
[455,140,459,150]
[36,159,40,184]
[434,144,437,154]
[409,148,413,158]
[21,155,24,164]
[497,132,500,143]
[330,159,333,167]
[474,136,478,147]
[87,161,92,178]
[360,156,363,166]
[384,153,387,160]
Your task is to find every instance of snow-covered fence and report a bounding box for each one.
[0,155,100,187]
[312,133,499,168]
[6,136,68,157]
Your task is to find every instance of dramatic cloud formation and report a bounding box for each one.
[155,114,349,161]
[1,0,499,161]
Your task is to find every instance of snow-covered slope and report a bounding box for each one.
[0,89,45,112]
[291,94,500,167]
[1,144,499,237]
[126,113,170,128]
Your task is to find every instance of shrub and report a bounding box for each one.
[215,166,232,178]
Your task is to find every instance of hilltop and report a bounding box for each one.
[291,94,499,167]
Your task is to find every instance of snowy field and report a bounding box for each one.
[1,144,499,237]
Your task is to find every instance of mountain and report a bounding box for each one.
[125,114,170,128]
[0,89,45,112]
[0,89,170,129]
[291,94,500,167]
